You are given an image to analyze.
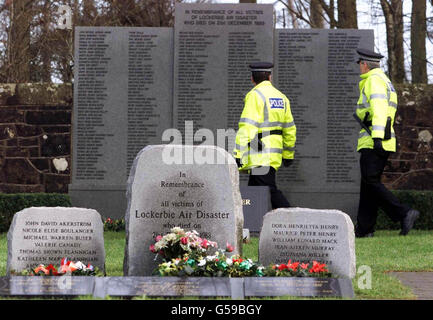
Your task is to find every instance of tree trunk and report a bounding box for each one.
[310,0,324,28]
[288,0,299,28]
[411,0,427,83]
[83,0,98,25]
[337,0,357,28]
[40,1,52,82]
[8,0,32,82]
[380,0,405,82]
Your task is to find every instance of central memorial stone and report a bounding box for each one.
[123,145,243,276]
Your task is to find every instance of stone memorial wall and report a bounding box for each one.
[173,3,273,140]
[6,207,105,274]
[274,29,374,217]
[66,4,376,221]
[69,27,173,218]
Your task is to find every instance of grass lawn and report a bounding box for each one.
[1,230,432,299]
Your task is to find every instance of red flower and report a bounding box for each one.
[201,239,208,249]
[300,263,309,270]
[149,244,157,253]
[287,260,299,271]
[155,235,163,242]
[309,261,328,273]
[278,264,287,271]
[180,237,188,245]
[226,242,234,252]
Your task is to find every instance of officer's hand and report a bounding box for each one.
[283,159,293,167]
[235,158,242,168]
[373,138,383,151]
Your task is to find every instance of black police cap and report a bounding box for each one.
[356,48,384,64]
[249,62,273,72]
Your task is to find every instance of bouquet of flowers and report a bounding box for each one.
[14,258,99,276]
[265,260,332,278]
[149,227,218,261]
[151,228,333,278]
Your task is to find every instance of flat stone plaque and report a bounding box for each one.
[0,277,95,296]
[97,277,237,297]
[244,277,354,298]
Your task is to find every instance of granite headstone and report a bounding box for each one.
[123,145,243,276]
[6,207,105,274]
[259,208,355,278]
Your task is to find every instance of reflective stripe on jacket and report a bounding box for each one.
[233,81,296,170]
[355,68,397,152]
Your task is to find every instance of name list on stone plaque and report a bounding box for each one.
[173,3,273,143]
[274,29,374,193]
[72,27,173,186]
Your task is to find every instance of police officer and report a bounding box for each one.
[354,48,419,237]
[233,62,296,209]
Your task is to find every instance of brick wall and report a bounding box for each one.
[0,84,72,193]
[383,84,433,190]
[0,83,432,193]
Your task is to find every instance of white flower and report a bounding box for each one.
[198,259,206,267]
[171,227,183,234]
[206,255,216,261]
[165,233,177,242]
[226,259,233,266]
[74,261,86,270]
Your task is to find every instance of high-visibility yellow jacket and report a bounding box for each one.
[356,68,397,152]
[233,81,296,171]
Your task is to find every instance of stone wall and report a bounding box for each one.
[384,84,433,190]
[0,83,432,193]
[0,83,72,193]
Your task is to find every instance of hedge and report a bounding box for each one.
[0,193,71,233]
[0,191,431,233]
[376,190,433,230]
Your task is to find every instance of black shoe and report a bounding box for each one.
[355,232,374,238]
[400,209,420,236]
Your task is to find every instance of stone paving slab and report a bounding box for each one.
[390,272,433,300]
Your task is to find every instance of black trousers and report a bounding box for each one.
[248,167,290,209]
[356,148,410,235]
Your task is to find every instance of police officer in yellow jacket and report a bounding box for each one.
[233,62,296,209]
[354,49,419,237]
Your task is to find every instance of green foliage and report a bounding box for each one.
[103,218,125,232]
[0,193,71,233]
[376,190,433,230]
